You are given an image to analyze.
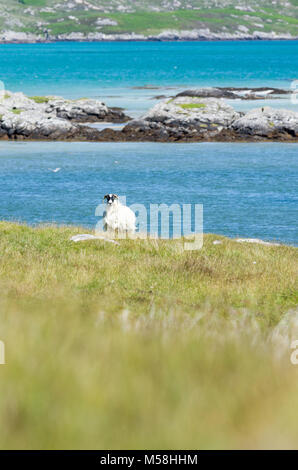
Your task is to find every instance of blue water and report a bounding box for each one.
[0,43,297,244]
[0,142,297,245]
[0,41,297,116]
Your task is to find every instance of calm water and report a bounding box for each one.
[0,43,297,243]
[0,142,297,245]
[0,41,297,115]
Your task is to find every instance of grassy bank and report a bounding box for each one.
[1,2,298,38]
[36,7,298,37]
[0,222,297,449]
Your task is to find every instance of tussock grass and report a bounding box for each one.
[0,222,297,449]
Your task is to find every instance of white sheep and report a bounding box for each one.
[103,194,136,236]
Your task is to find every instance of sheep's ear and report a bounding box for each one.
[113,194,119,199]
[103,194,108,200]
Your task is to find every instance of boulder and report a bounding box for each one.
[121,100,298,142]
[0,90,131,140]
[231,107,298,138]
[176,87,290,100]
[176,88,238,99]
[1,111,77,138]
[0,91,39,112]
[136,96,240,137]
[0,109,109,141]
[46,98,129,122]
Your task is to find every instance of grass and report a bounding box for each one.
[0,221,297,449]
[11,108,22,114]
[1,2,297,37]
[29,96,49,104]
[18,0,47,5]
[33,6,298,36]
[179,103,206,110]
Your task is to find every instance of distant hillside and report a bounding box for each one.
[0,0,297,42]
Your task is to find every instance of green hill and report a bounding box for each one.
[0,0,297,40]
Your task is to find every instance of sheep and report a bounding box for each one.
[103,194,136,236]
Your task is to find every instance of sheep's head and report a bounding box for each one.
[103,194,119,205]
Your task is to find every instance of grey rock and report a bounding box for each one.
[236,238,280,247]
[232,107,298,137]
[120,98,298,142]
[142,96,240,130]
[0,90,130,140]
[177,88,238,99]
[46,98,108,121]
[46,97,129,122]
[0,28,297,44]
[1,111,75,138]
[176,87,290,100]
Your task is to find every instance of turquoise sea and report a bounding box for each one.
[0,42,297,244]
[1,40,298,115]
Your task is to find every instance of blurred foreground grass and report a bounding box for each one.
[0,222,297,449]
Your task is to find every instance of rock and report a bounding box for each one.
[0,31,43,43]
[236,238,281,247]
[0,29,297,44]
[1,111,75,139]
[143,97,240,132]
[0,108,109,141]
[0,90,297,143]
[177,88,239,100]
[0,91,39,112]
[119,97,298,143]
[176,87,291,100]
[122,96,298,142]
[0,91,130,123]
[132,86,161,90]
[151,95,168,100]
[95,18,118,26]
[231,107,298,138]
[46,98,129,123]
[0,90,131,140]
[70,234,119,245]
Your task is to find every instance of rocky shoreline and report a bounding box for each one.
[0,31,297,44]
[0,91,130,141]
[0,89,297,143]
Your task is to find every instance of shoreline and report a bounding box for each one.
[0,37,297,45]
[1,135,297,143]
[1,38,298,45]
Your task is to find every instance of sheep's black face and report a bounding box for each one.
[104,194,118,205]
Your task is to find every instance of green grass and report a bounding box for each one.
[29,96,49,104]
[11,108,22,114]
[179,103,206,110]
[18,0,47,5]
[0,222,297,449]
[0,2,297,37]
[31,5,297,36]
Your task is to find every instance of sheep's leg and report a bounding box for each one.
[117,229,128,239]
[104,224,115,238]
